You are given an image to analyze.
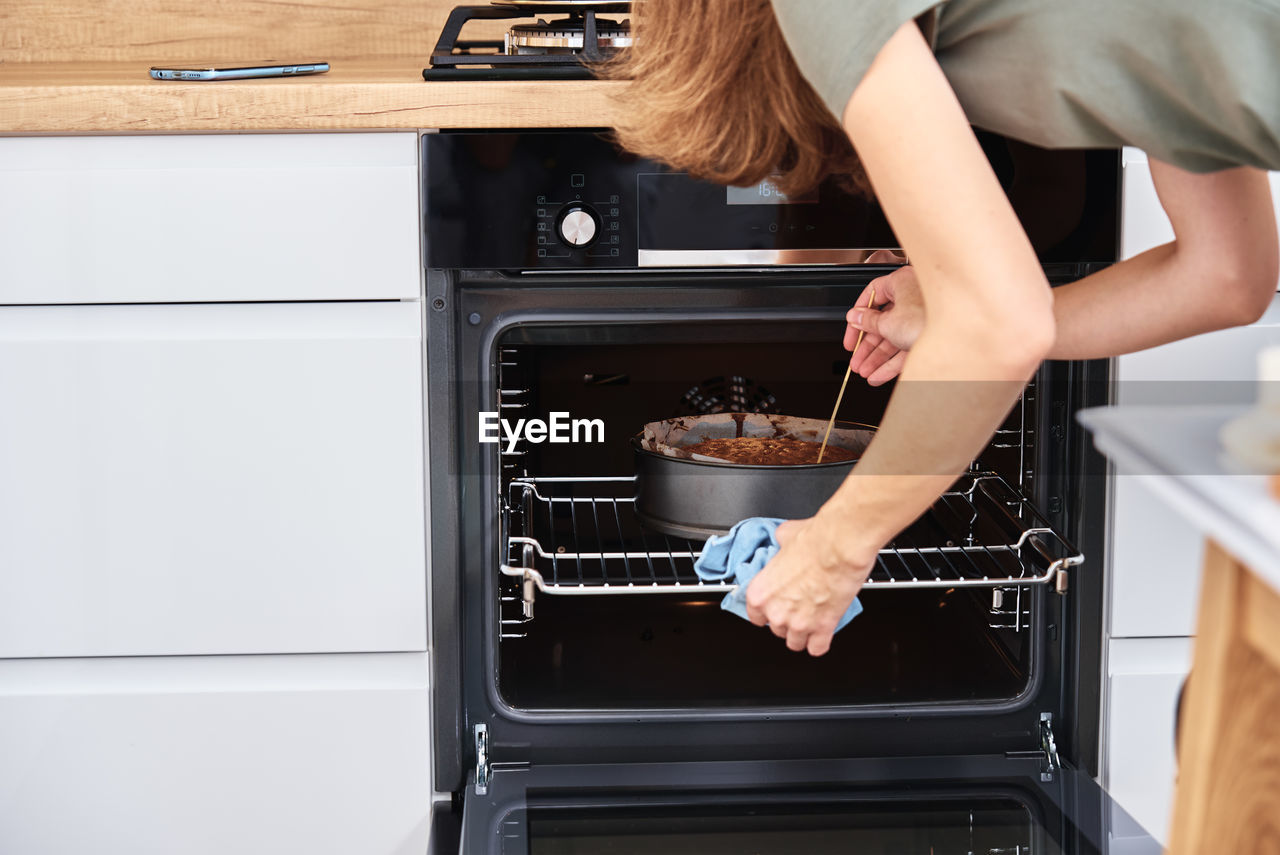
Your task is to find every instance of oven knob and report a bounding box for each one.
[558,205,599,247]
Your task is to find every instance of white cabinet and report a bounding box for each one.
[0,133,420,304]
[1103,150,1280,844]
[1119,149,1175,261]
[1109,477,1206,639]
[1104,638,1192,847]
[0,301,427,658]
[0,131,430,853]
[0,652,432,855]
[1109,300,1280,637]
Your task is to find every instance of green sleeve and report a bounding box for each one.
[771,0,943,119]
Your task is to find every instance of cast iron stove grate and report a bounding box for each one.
[424,1,631,81]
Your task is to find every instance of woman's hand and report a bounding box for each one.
[744,515,877,657]
[844,264,925,385]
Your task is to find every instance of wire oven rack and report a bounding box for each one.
[500,472,1082,616]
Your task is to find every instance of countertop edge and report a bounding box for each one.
[1080,405,1280,594]
[0,64,629,132]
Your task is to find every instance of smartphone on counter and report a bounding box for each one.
[149,62,330,81]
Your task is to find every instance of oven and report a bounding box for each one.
[424,130,1153,853]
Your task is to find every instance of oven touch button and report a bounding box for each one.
[557,205,599,247]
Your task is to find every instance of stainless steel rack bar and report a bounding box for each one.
[500,472,1082,611]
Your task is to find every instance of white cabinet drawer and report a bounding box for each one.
[0,653,432,855]
[1105,637,1192,848]
[0,133,419,304]
[0,302,426,657]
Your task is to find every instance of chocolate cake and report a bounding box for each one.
[680,436,858,465]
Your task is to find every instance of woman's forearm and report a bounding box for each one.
[1048,244,1239,360]
[814,319,1044,567]
[1051,161,1276,361]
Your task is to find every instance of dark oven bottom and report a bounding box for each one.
[526,797,1032,854]
[500,587,1031,710]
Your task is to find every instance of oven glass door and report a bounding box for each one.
[450,756,1159,854]
[428,270,1110,793]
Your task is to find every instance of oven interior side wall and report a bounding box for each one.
[497,329,1038,710]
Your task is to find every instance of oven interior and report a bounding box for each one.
[493,320,1069,712]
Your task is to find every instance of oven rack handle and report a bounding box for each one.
[497,562,738,621]
[967,474,1085,593]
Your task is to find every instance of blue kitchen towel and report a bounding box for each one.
[693,517,864,630]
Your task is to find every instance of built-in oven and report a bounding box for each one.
[424,130,1154,853]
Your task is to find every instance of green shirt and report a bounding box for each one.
[771,0,1280,172]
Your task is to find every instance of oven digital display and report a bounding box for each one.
[637,172,887,256]
[726,178,818,206]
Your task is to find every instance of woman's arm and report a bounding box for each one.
[1051,160,1276,359]
[744,20,1055,656]
[846,162,1278,379]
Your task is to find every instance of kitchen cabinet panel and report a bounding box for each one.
[1110,477,1205,638]
[1120,149,1175,261]
[0,132,419,304]
[1105,637,1192,848]
[0,652,432,855]
[0,302,427,657]
[1109,297,1280,638]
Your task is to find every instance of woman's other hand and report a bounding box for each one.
[844,263,925,385]
[743,516,877,657]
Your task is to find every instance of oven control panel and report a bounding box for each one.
[556,205,598,247]
[536,197,620,258]
[423,131,1118,270]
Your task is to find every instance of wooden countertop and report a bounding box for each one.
[0,58,627,132]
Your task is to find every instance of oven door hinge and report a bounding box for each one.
[474,723,490,796]
[1039,712,1061,781]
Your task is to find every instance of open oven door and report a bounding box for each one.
[437,754,1160,854]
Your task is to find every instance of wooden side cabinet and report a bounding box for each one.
[1169,540,1280,853]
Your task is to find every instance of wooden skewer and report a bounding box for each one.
[817,286,875,463]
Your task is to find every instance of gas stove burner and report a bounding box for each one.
[505,17,631,55]
[424,1,633,80]
[492,0,630,9]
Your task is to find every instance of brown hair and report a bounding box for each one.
[606,0,866,196]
